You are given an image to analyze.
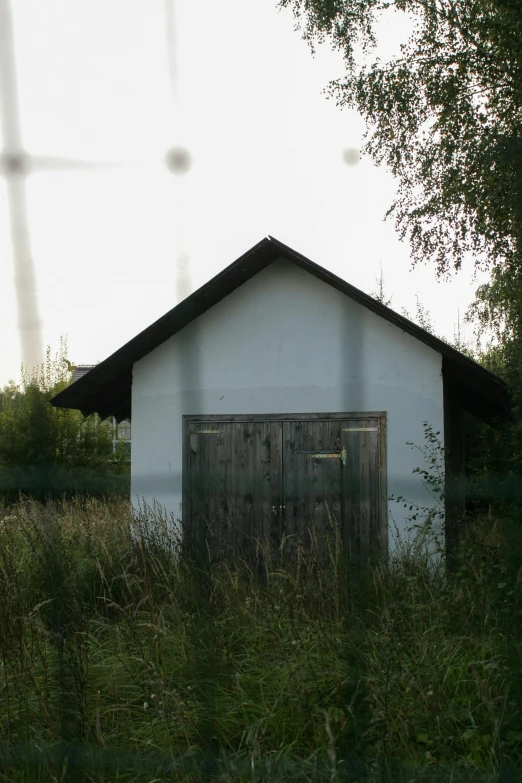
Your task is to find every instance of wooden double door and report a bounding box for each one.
[182,413,387,566]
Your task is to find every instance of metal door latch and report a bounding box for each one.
[297,447,347,465]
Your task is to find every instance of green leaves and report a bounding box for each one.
[0,338,130,501]
[281,0,522,520]
[279,0,522,292]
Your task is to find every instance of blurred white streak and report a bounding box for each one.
[0,0,43,373]
[0,0,127,376]
[164,0,188,160]
[175,253,192,301]
[1,0,194,384]
[14,156,129,174]
[164,0,193,304]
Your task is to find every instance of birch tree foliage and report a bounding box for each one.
[278,0,522,501]
[278,0,522,293]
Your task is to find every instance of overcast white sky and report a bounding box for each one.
[0,0,491,388]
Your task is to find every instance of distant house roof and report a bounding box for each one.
[50,236,512,427]
[72,365,97,383]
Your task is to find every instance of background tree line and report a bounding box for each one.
[282,0,522,521]
[0,338,130,504]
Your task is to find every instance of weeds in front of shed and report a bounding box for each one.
[0,494,521,781]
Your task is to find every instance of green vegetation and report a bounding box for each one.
[280,1,522,518]
[0,339,130,504]
[370,268,522,519]
[278,0,522,347]
[0,495,520,781]
[0,332,518,781]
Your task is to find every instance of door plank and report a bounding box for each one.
[188,421,225,558]
[283,419,344,568]
[341,418,383,565]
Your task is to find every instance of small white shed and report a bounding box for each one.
[51,237,510,564]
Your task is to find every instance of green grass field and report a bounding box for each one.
[0,496,521,782]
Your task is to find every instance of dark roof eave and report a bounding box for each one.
[50,236,511,423]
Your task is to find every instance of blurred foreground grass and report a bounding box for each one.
[0,495,521,782]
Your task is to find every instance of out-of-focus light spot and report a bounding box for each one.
[342,147,360,166]
[3,154,27,175]
[165,146,192,174]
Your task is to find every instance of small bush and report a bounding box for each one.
[0,339,130,505]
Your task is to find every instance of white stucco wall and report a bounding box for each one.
[131,257,445,553]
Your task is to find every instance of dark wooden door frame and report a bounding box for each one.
[182,412,388,556]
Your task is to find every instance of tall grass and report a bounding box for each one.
[0,495,521,782]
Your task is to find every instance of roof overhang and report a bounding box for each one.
[50,236,512,428]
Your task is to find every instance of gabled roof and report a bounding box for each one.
[50,236,511,427]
